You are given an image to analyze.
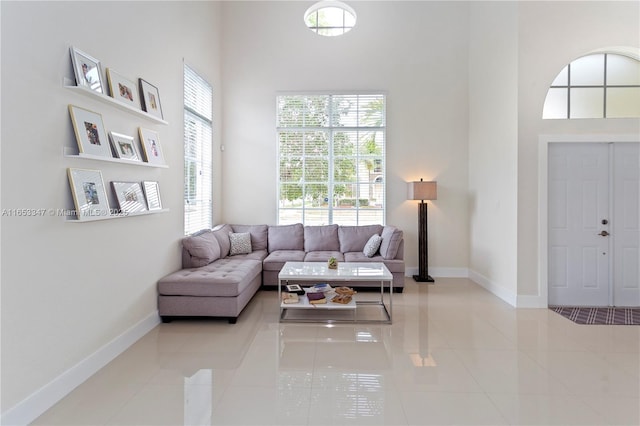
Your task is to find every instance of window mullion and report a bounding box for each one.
[328,129,334,224]
[327,95,334,224]
[604,54,608,118]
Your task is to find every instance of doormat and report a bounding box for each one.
[550,306,640,325]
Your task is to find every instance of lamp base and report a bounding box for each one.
[413,274,435,283]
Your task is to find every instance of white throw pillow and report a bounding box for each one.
[229,232,252,255]
[363,234,383,257]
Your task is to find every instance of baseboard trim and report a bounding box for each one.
[468,269,517,307]
[1,311,160,426]
[405,267,469,278]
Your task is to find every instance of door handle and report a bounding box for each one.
[598,230,610,237]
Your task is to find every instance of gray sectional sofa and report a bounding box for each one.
[157,223,405,323]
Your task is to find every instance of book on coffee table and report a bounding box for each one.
[282,292,300,304]
[310,283,331,292]
[306,291,326,304]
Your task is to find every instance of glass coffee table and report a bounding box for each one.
[278,261,393,323]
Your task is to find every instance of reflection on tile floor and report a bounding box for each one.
[33,278,640,425]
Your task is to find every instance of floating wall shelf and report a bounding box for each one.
[65,208,170,223]
[63,147,169,168]
[64,78,169,125]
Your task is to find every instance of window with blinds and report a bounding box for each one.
[184,64,213,235]
[276,93,386,225]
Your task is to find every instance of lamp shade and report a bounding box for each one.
[408,180,437,201]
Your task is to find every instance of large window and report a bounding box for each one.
[276,93,386,225]
[184,64,213,235]
[543,52,640,119]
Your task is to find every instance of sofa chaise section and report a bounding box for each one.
[158,224,268,323]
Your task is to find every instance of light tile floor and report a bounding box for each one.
[33,278,640,425]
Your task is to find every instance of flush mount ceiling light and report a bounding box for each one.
[304,1,357,37]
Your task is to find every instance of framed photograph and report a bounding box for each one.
[142,181,163,211]
[68,105,112,158]
[67,168,111,220]
[106,68,140,108]
[138,127,165,165]
[70,47,104,93]
[139,78,163,119]
[111,181,148,214]
[285,284,305,295]
[109,132,140,161]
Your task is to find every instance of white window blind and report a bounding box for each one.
[277,93,386,225]
[184,64,213,235]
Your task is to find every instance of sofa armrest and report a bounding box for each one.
[380,226,403,260]
[395,239,404,260]
[181,229,220,268]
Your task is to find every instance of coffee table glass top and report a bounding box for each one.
[278,262,392,281]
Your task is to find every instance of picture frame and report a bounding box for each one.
[142,181,163,211]
[69,47,104,94]
[285,284,305,295]
[139,78,163,119]
[109,132,140,161]
[67,168,111,220]
[111,181,148,214]
[106,68,140,108]
[138,127,165,165]
[68,105,112,158]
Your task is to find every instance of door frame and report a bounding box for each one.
[537,134,639,308]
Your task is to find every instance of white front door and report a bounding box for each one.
[548,142,640,307]
[548,143,610,306]
[613,143,640,306]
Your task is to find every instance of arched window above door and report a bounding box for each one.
[543,48,640,119]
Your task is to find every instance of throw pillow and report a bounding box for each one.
[362,234,383,257]
[212,224,233,257]
[229,232,252,255]
[379,226,403,260]
[231,224,268,250]
[181,230,221,267]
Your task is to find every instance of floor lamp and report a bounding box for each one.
[408,179,437,282]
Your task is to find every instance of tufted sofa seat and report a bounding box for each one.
[158,258,262,297]
[157,223,404,323]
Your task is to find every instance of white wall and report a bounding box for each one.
[516,1,640,303]
[468,2,519,304]
[0,1,222,421]
[220,1,471,273]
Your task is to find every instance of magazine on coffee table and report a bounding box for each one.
[279,286,356,310]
